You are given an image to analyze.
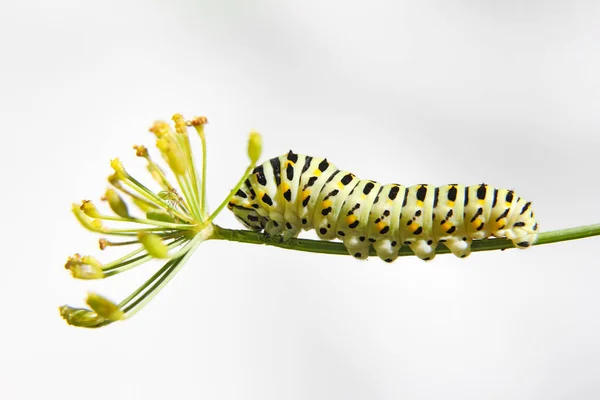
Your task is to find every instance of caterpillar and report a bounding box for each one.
[228,151,538,262]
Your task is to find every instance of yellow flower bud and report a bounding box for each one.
[146,210,175,223]
[86,293,124,321]
[132,197,157,212]
[133,145,149,158]
[149,121,172,138]
[59,305,104,328]
[188,116,208,127]
[64,253,82,267]
[81,255,102,268]
[190,116,208,141]
[80,200,100,218]
[248,131,262,164]
[64,254,104,279]
[110,158,125,173]
[172,113,188,135]
[156,136,188,175]
[92,219,104,230]
[108,173,122,188]
[138,232,169,258]
[76,262,104,279]
[147,165,164,185]
[99,238,108,250]
[72,204,101,232]
[103,188,130,218]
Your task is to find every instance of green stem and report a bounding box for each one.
[122,232,205,317]
[200,130,207,217]
[98,215,194,230]
[103,236,188,275]
[124,174,195,223]
[211,223,600,258]
[207,165,255,222]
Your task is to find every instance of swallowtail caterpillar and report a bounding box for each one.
[228,151,538,262]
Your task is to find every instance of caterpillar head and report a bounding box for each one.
[228,188,267,231]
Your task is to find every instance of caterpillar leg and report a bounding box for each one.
[264,220,285,236]
[511,233,537,249]
[400,185,438,261]
[407,239,437,261]
[441,236,472,258]
[493,192,538,249]
[281,220,302,241]
[342,235,370,260]
[367,184,404,263]
[373,239,400,263]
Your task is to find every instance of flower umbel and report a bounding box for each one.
[60,114,262,328]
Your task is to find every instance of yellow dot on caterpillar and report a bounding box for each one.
[478,199,485,205]
[376,221,386,231]
[281,183,289,192]
[416,200,424,207]
[441,221,452,231]
[471,218,482,229]
[337,181,344,189]
[322,199,332,209]
[447,201,455,207]
[301,190,310,200]
[313,169,322,177]
[283,160,294,168]
[346,215,357,224]
[408,223,420,233]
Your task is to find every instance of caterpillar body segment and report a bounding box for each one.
[228,151,538,261]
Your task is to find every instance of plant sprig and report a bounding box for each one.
[60,114,600,328]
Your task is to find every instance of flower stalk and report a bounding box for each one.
[60,114,600,329]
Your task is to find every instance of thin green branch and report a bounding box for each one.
[211,223,600,258]
[207,164,255,222]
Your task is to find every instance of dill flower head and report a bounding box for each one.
[60,114,261,328]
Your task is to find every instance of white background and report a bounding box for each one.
[2,1,600,399]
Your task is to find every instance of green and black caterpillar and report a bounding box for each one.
[228,151,538,262]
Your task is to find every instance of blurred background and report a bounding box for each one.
[2,0,600,399]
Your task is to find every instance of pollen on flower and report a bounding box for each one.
[149,121,172,138]
[99,238,108,250]
[172,113,188,135]
[81,200,101,218]
[134,145,149,158]
[188,116,208,127]
[65,253,83,268]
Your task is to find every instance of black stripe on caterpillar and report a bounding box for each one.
[228,150,538,262]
